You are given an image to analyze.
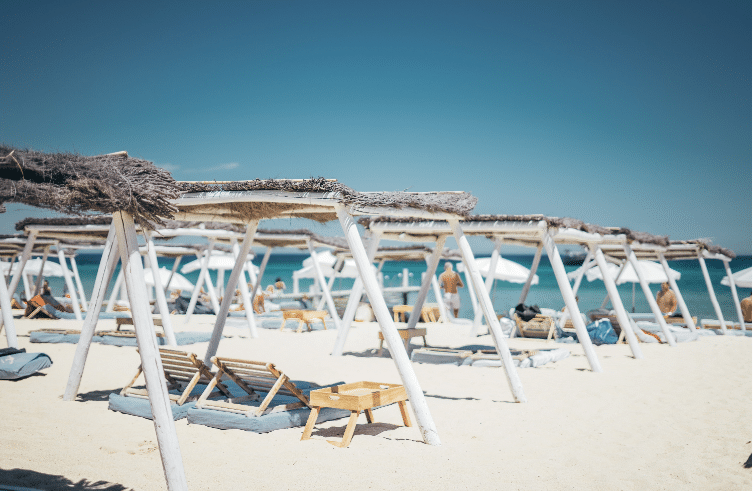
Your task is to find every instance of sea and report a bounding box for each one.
[30,252,752,323]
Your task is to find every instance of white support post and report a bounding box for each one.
[698,252,727,334]
[471,240,501,336]
[307,242,342,332]
[318,256,343,311]
[230,238,259,338]
[64,224,119,400]
[204,221,259,364]
[591,245,643,358]
[216,269,225,299]
[518,243,543,305]
[331,234,380,357]
[112,212,188,491]
[723,259,746,330]
[144,231,177,346]
[32,246,51,296]
[0,231,37,331]
[69,255,88,311]
[450,220,527,403]
[406,236,447,332]
[463,268,478,317]
[185,242,216,322]
[0,256,17,347]
[22,274,32,301]
[164,256,182,295]
[543,232,603,372]
[600,261,628,309]
[58,248,82,321]
[106,269,124,312]
[572,252,594,296]
[658,253,696,331]
[623,244,676,347]
[336,205,441,445]
[252,246,272,296]
[203,266,221,314]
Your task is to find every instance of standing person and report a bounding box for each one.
[656,282,677,315]
[438,262,464,318]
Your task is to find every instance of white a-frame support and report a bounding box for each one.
[723,259,747,330]
[697,251,727,334]
[658,252,696,331]
[470,239,501,337]
[307,241,342,332]
[0,230,38,332]
[406,236,447,332]
[336,204,441,445]
[144,230,177,346]
[449,219,527,403]
[230,237,259,338]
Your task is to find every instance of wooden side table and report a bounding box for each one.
[393,304,438,323]
[280,310,328,333]
[377,328,427,356]
[301,382,412,448]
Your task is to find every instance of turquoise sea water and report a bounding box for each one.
[29,252,752,323]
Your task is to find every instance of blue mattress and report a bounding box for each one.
[0,352,53,380]
[30,331,215,346]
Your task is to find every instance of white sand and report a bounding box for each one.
[1,314,750,490]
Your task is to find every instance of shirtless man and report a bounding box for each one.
[438,262,464,318]
[741,296,751,323]
[656,282,677,316]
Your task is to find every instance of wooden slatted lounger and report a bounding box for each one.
[196,356,311,417]
[121,348,231,406]
[279,310,329,333]
[514,314,556,341]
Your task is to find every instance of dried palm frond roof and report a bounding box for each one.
[360,214,671,247]
[174,179,477,223]
[15,215,113,231]
[670,239,736,259]
[0,146,181,228]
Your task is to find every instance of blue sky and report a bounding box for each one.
[2,0,750,254]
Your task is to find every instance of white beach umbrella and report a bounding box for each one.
[1,258,71,277]
[721,267,752,289]
[302,249,337,268]
[144,267,194,292]
[583,261,680,285]
[457,256,538,284]
[181,252,259,274]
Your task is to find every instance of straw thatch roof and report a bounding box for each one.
[15,215,113,231]
[0,146,181,228]
[671,239,736,259]
[360,214,671,247]
[176,178,477,223]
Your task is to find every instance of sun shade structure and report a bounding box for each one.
[57,173,479,490]
[1,147,189,490]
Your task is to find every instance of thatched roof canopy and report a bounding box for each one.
[15,215,113,231]
[0,146,181,227]
[173,179,477,224]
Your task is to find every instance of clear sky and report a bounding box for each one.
[2,0,751,254]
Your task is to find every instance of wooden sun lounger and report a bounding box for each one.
[196,356,312,417]
[514,314,556,341]
[279,310,329,333]
[121,348,231,406]
[392,304,438,323]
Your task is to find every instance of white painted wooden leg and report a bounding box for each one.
[204,221,258,365]
[337,205,440,445]
[32,247,51,296]
[0,259,17,347]
[145,231,177,346]
[518,243,543,305]
[113,211,188,491]
[623,244,675,346]
[543,232,602,372]
[252,246,272,297]
[22,273,32,301]
[185,242,215,323]
[164,256,182,295]
[698,253,727,334]
[571,252,594,296]
[58,249,82,321]
[69,256,88,311]
[64,224,119,400]
[431,275,450,322]
[450,220,527,403]
[3,231,37,323]
[106,269,124,312]
[307,242,341,332]
[332,234,381,356]
[407,236,446,332]
[591,246,643,358]
[472,240,501,336]
[230,238,258,338]
[723,259,746,330]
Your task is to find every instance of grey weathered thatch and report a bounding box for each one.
[0,146,181,227]
[178,178,477,223]
[671,239,736,259]
[15,215,113,231]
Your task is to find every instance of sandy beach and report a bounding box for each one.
[1,314,750,490]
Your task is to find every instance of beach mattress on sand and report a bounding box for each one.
[0,350,52,380]
[410,346,570,368]
[30,331,215,346]
[108,380,212,420]
[187,380,349,432]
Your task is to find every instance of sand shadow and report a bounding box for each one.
[0,468,131,490]
[73,388,122,402]
[308,421,407,440]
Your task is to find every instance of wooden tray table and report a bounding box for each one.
[301,381,412,447]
